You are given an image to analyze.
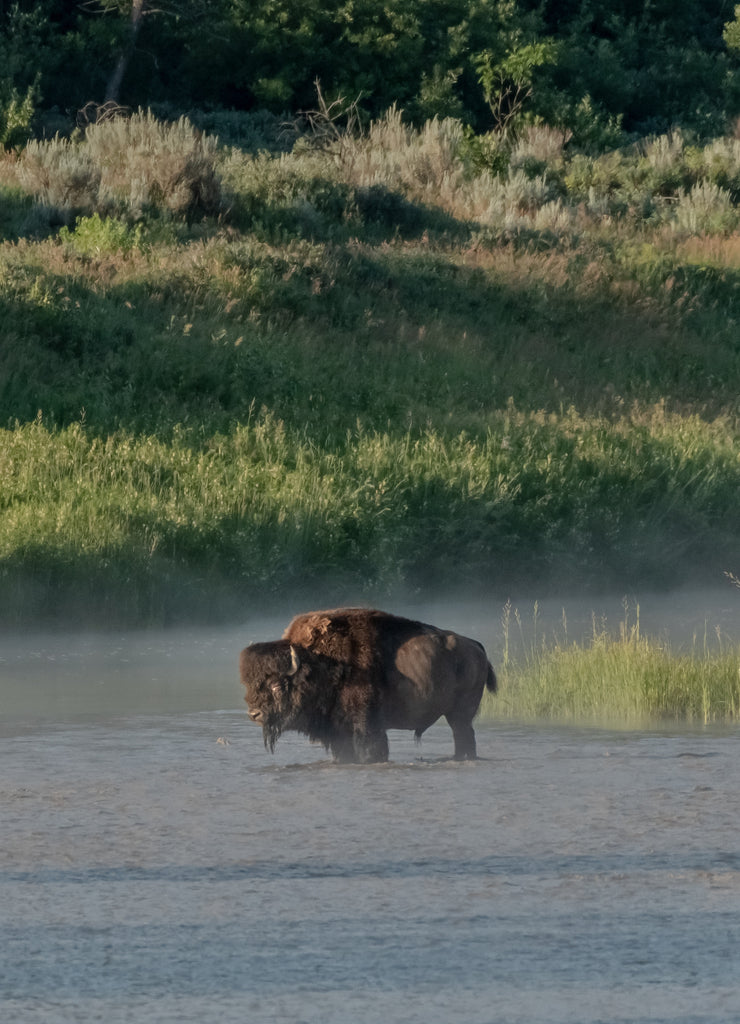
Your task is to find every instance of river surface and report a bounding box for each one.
[2,592,740,1023]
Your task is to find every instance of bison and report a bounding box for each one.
[239,607,496,763]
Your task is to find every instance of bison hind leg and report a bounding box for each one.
[445,715,477,760]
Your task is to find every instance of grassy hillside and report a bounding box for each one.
[1,112,740,626]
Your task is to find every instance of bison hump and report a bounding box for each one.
[283,608,384,671]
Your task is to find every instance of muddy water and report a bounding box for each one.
[2,594,740,1024]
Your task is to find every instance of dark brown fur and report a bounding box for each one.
[240,608,496,763]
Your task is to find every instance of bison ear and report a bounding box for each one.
[288,645,300,676]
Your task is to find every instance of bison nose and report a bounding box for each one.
[248,709,262,722]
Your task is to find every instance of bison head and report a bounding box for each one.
[239,641,301,752]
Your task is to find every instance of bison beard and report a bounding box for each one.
[239,608,496,763]
[238,641,346,754]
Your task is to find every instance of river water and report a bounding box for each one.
[2,594,740,1023]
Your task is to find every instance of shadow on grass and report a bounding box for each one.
[0,188,41,243]
[228,176,471,244]
[3,231,740,436]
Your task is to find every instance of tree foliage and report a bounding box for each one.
[475,40,558,135]
[1,0,740,146]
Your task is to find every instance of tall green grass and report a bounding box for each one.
[481,602,740,725]
[1,406,738,623]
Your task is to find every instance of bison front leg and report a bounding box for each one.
[330,732,358,763]
[354,728,389,764]
[445,714,477,760]
[355,703,390,762]
[330,729,389,763]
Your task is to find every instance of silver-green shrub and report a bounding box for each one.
[17,137,101,213]
[674,180,739,233]
[16,110,222,221]
[85,111,222,219]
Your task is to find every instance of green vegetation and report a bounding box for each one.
[4,1,740,142]
[1,4,738,727]
[1,109,740,626]
[3,406,736,624]
[480,601,740,725]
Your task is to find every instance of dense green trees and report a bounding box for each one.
[2,0,740,145]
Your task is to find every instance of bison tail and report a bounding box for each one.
[485,663,497,693]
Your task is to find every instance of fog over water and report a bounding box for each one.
[3,586,738,723]
[2,587,739,1023]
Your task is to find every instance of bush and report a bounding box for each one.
[58,213,144,257]
[566,95,624,153]
[17,137,101,217]
[0,80,36,150]
[85,111,222,219]
[15,110,223,222]
[509,124,571,176]
[698,136,740,198]
[673,181,739,234]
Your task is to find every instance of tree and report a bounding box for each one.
[724,5,740,55]
[475,39,557,135]
[0,77,37,148]
[79,0,228,109]
[99,0,146,103]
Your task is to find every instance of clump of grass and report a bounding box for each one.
[481,601,740,725]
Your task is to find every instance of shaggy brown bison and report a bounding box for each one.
[239,607,496,763]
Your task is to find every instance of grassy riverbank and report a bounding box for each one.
[2,407,739,625]
[479,600,740,725]
[2,112,740,626]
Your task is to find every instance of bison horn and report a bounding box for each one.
[288,645,300,676]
